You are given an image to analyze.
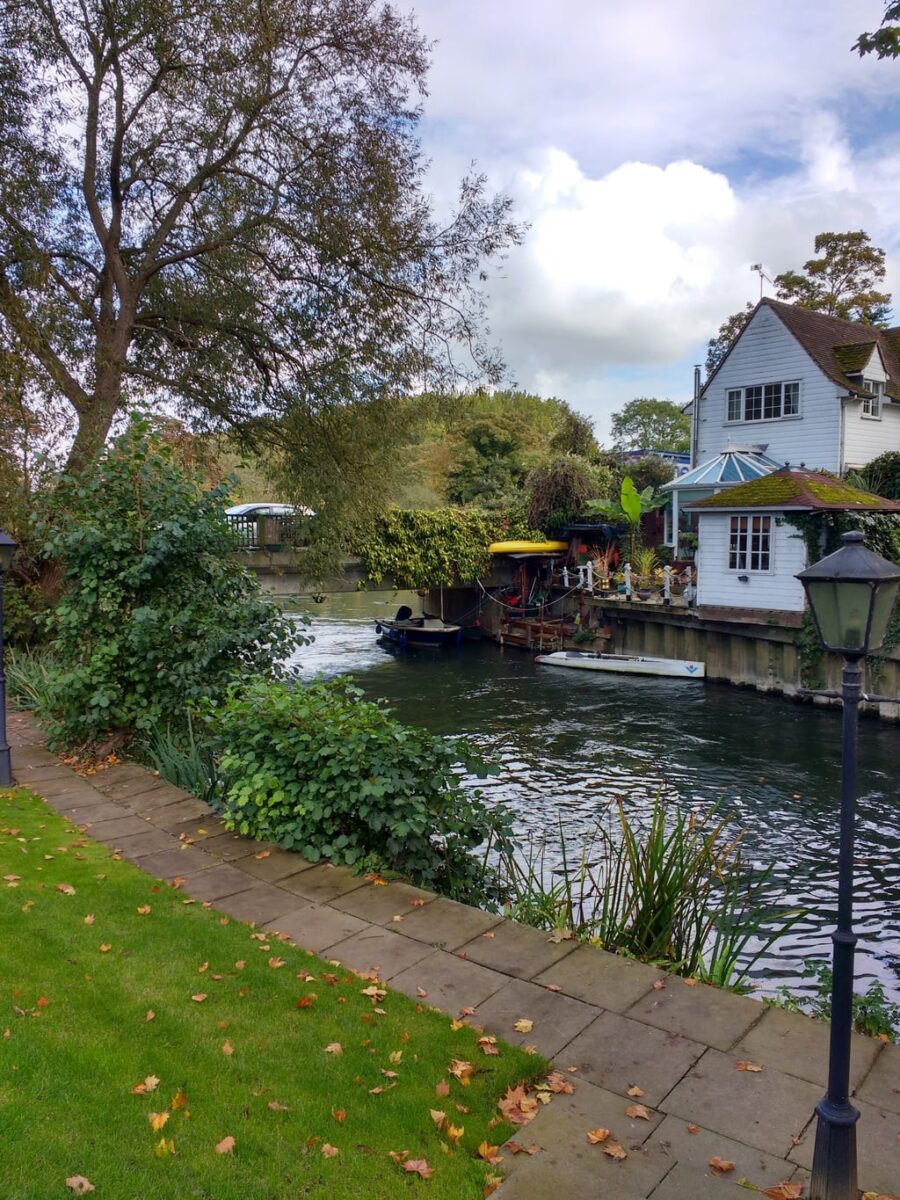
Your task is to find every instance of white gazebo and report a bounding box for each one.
[660,446,784,556]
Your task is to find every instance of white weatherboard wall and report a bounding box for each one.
[696,513,807,612]
[698,305,841,470]
[843,347,900,469]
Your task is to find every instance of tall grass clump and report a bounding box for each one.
[497,800,800,992]
[135,715,225,808]
[3,646,60,713]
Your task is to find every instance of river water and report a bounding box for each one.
[284,591,900,1002]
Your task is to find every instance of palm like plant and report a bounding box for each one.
[587,477,667,562]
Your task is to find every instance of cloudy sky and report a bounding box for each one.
[401,0,900,439]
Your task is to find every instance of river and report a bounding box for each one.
[284,591,900,1003]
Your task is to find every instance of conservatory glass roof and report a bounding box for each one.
[660,448,784,491]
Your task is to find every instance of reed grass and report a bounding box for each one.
[3,645,59,712]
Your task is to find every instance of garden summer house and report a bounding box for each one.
[685,467,900,616]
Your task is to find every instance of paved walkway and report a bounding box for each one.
[7,712,899,1198]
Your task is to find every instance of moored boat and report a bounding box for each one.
[534,650,705,679]
[375,605,464,649]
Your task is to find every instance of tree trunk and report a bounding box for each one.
[65,397,121,476]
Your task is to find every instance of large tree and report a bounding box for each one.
[0,0,522,478]
[609,397,690,454]
[773,231,892,325]
[705,303,753,378]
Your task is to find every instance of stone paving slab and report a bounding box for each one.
[856,1039,900,1114]
[625,977,763,1052]
[13,765,80,785]
[264,904,371,954]
[562,1010,705,1107]
[151,798,218,829]
[107,829,183,860]
[100,775,176,802]
[457,918,579,980]
[43,788,120,812]
[163,817,230,842]
[325,925,436,979]
[88,814,156,842]
[177,864,258,903]
[389,950,509,1012]
[533,944,664,1012]
[392,894,503,949]
[661,1047,820,1158]
[214,883,301,927]
[330,879,436,925]
[471,976,599,1060]
[126,786,200,816]
[645,1113,801,1189]
[60,802,129,825]
[789,1095,900,1194]
[233,847,317,883]
[197,832,260,860]
[137,846,214,880]
[732,1004,882,1091]
[277,862,371,904]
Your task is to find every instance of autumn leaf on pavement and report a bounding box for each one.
[708,1156,735,1175]
[586,1128,610,1144]
[735,1060,763,1072]
[626,1085,644,1098]
[603,1141,627,1160]
[403,1159,433,1177]
[321,1143,339,1158]
[762,1184,804,1200]
[545,1071,575,1094]
[625,1104,651,1120]
[497,1083,539,1126]
[513,1019,534,1033]
[65,1177,95,1195]
[254,850,271,860]
[215,1136,236,1154]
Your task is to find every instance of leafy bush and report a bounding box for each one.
[135,716,226,809]
[3,646,60,712]
[524,456,611,531]
[853,450,900,501]
[199,677,514,899]
[34,419,305,748]
[772,961,900,1041]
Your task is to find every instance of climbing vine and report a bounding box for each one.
[356,507,544,589]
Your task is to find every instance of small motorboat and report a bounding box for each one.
[535,650,705,679]
[375,605,464,649]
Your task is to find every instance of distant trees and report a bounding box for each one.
[610,398,690,454]
[706,304,754,378]
[774,231,892,326]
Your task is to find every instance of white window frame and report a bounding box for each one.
[861,378,884,420]
[728,514,773,573]
[724,381,801,424]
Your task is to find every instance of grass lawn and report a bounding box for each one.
[0,788,546,1199]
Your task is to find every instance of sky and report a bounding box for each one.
[400,0,900,439]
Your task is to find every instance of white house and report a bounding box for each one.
[685,467,900,615]
[691,298,900,473]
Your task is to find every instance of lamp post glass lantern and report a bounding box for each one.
[0,529,18,787]
[796,530,900,1200]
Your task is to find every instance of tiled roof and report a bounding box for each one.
[703,299,900,401]
[684,467,900,513]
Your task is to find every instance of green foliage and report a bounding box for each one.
[33,420,305,748]
[850,450,900,501]
[2,578,48,648]
[610,453,675,497]
[610,398,691,454]
[497,802,800,992]
[774,231,892,326]
[706,303,754,378]
[199,678,515,901]
[772,962,900,1041]
[855,3,900,59]
[524,456,611,532]
[586,475,667,560]
[358,506,542,589]
[2,646,59,713]
[135,716,226,809]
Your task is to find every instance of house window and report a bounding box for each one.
[725,381,800,422]
[862,378,884,419]
[729,515,772,571]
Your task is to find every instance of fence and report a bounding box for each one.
[227,513,298,550]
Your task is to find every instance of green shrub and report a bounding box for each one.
[3,646,60,712]
[772,962,900,1041]
[199,677,514,899]
[34,418,305,748]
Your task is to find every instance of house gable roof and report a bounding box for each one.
[684,466,900,513]
[702,298,900,401]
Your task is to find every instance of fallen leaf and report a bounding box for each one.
[482,931,495,939]
[586,1128,610,1144]
[477,1142,502,1165]
[197,961,209,973]
[254,850,271,860]
[154,1137,176,1157]
[652,980,666,990]
[65,1176,95,1194]
[762,1184,804,1200]
[687,1124,700,1134]
[544,983,562,992]
[83,914,95,925]
[137,905,151,915]
[625,1104,651,1121]
[446,1123,464,1146]
[626,1085,644,1098]
[132,1074,161,1095]
[548,928,574,943]
[513,1018,534,1034]
[682,978,698,988]
[410,898,427,907]
[296,994,317,1008]
[416,987,428,998]
[603,1141,628,1161]
[215,1136,235,1154]
[545,1071,575,1094]
[435,1079,450,1098]
[56,883,76,895]
[325,1042,343,1056]
[507,1141,541,1155]
[331,1108,346,1122]
[476,1036,500,1056]
[148,1111,170,1132]
[234,960,246,970]
[191,994,207,1003]
[268,1100,289,1112]
[498,1083,539,1125]
[99,943,112,953]
[389,1150,409,1163]
[708,1156,735,1175]
[221,1040,234,1056]
[268,957,285,969]
[145,1010,155,1022]
[450,1019,466,1032]
[321,1143,339,1158]
[389,1050,403,1064]
[735,1061,763,1072]
[170,1090,188,1111]
[36,996,50,1009]
[403,1159,433,1177]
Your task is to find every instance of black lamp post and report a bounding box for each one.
[796,530,900,1200]
[0,529,17,787]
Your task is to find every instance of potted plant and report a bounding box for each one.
[632,545,659,600]
[592,545,616,591]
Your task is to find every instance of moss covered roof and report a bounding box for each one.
[833,342,876,375]
[685,467,900,513]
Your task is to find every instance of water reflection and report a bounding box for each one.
[283,592,900,1001]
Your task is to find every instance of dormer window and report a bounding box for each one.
[862,379,884,419]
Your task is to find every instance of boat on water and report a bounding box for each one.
[534,650,705,679]
[375,605,464,649]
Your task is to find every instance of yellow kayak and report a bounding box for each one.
[488,540,569,554]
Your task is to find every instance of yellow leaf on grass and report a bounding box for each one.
[145,1010,155,1022]
[324,1042,343,1056]
[222,1041,234,1056]
[430,1110,446,1129]
[170,1091,188,1111]
[137,906,151,915]
[321,1143,339,1158]
[191,994,207,1003]
[268,957,285,969]
[155,1138,175,1157]
[132,1075,160,1095]
[56,883,76,895]
[148,1111,170,1132]
[331,1108,345,1122]
[65,1176,95,1194]
[446,1124,464,1146]
[483,1173,503,1196]
[215,1136,235,1154]
[448,1059,473,1085]
[99,944,112,953]
[586,1128,610,1144]
[269,1100,289,1112]
[477,1142,502,1165]
[83,914,95,925]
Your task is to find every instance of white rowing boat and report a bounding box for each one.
[534,650,705,679]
